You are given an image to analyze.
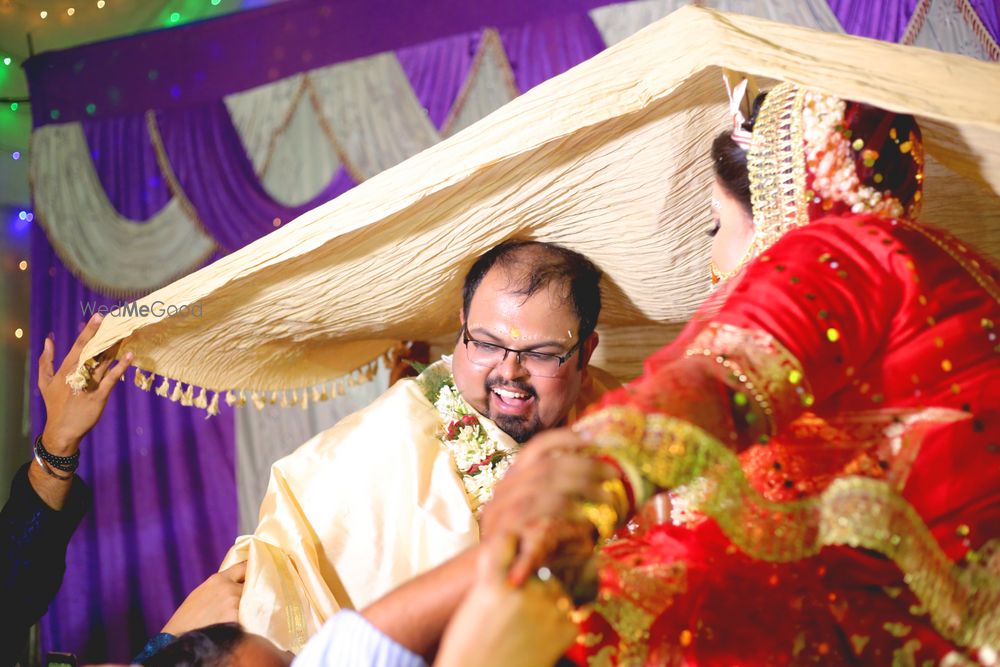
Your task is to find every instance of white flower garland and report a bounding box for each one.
[433,381,519,513]
[802,90,907,218]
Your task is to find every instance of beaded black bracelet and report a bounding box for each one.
[34,435,80,472]
[34,450,73,480]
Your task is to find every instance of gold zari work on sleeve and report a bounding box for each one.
[684,322,814,435]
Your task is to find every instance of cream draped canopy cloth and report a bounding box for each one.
[69,6,1000,398]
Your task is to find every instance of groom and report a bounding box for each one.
[222,240,618,652]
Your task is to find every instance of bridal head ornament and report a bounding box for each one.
[710,80,926,284]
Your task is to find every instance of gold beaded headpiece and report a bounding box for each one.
[738,82,925,268]
[745,82,811,262]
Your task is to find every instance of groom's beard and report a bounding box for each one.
[494,413,543,444]
[484,376,542,444]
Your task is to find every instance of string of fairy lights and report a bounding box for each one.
[3,30,30,342]
[6,206,31,342]
[31,0,225,22]
[1,0,227,25]
[2,1,243,344]
[38,1,109,19]
[12,253,28,340]
[3,34,28,342]
[0,0,236,147]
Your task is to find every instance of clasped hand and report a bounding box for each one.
[480,427,621,588]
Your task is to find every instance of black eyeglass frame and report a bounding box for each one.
[460,323,583,375]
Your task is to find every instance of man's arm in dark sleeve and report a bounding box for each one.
[0,462,91,665]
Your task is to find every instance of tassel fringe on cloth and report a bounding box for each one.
[65,7,1000,411]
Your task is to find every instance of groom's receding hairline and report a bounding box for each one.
[461,240,602,343]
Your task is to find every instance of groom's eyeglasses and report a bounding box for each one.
[461,324,580,378]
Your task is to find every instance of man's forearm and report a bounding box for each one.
[27,459,75,511]
[361,545,481,659]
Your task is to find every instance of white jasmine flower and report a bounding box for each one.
[433,376,520,514]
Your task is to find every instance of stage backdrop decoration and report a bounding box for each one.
[25,0,1000,661]
[66,6,1000,417]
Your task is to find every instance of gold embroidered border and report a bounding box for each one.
[265,542,309,653]
[746,82,810,261]
[591,558,689,666]
[575,406,1000,649]
[896,219,1000,305]
[440,28,520,137]
[957,0,1000,61]
[684,322,814,436]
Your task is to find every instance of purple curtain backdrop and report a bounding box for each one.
[397,32,481,130]
[499,12,607,92]
[30,225,237,661]
[83,117,172,221]
[23,0,999,126]
[23,0,620,127]
[155,102,356,251]
[81,104,357,252]
[966,0,999,44]
[37,114,237,660]
[827,0,921,41]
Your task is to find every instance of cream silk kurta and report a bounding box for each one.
[221,360,616,653]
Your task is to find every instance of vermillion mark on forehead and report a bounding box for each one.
[467,321,575,348]
[467,254,580,348]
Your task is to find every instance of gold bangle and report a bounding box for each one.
[602,477,631,518]
[578,501,618,542]
[577,478,628,542]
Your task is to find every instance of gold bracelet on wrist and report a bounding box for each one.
[577,478,629,543]
[602,476,631,518]
[578,501,617,543]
